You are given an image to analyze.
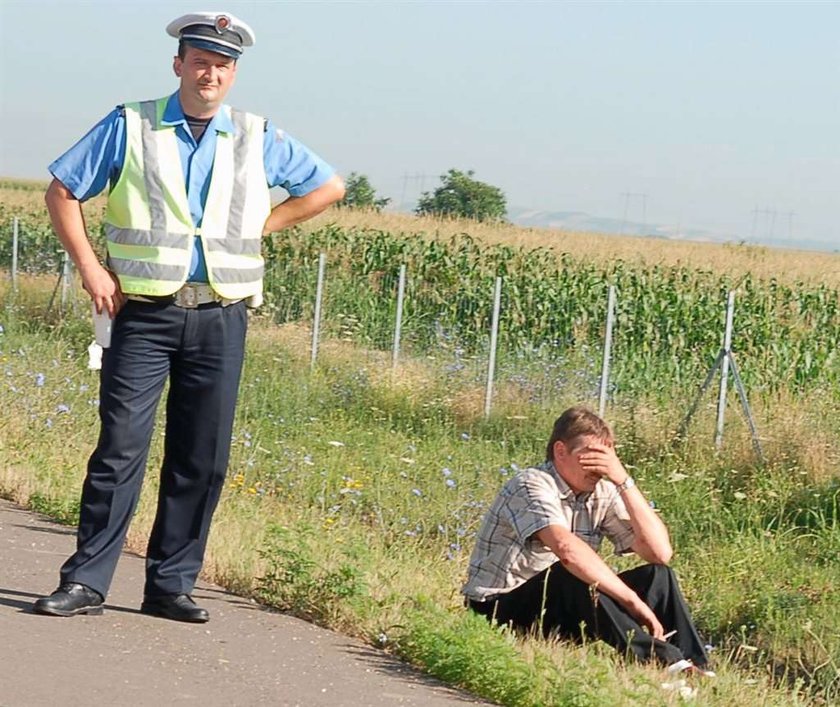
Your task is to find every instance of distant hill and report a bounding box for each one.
[507,207,838,254]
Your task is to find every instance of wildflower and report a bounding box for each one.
[445,478,456,489]
[35,373,45,387]
[460,432,470,441]
[412,488,422,497]
[247,487,257,495]
[56,404,70,413]
[442,467,452,477]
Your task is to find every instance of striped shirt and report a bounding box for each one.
[462,461,636,601]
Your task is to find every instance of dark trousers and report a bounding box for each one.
[60,299,248,599]
[470,562,708,666]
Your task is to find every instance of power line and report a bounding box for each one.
[399,172,433,212]
[620,192,649,235]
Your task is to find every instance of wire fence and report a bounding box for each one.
[3,216,840,447]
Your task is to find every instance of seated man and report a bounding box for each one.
[462,406,711,672]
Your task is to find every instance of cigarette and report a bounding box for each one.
[663,629,678,640]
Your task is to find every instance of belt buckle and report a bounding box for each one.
[178,284,199,308]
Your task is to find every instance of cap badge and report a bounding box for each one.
[214,15,231,34]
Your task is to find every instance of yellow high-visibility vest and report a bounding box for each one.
[104,96,270,301]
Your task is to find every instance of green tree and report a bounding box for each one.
[415,169,507,222]
[339,172,390,211]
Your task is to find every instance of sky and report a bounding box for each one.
[1,0,838,249]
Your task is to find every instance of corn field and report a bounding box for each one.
[2,206,838,399]
[261,225,839,396]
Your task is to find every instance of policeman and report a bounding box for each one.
[34,11,345,622]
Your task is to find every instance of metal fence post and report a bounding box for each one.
[310,253,326,370]
[598,285,616,417]
[484,276,502,419]
[391,263,405,370]
[60,252,72,312]
[392,263,407,370]
[11,217,19,292]
[714,291,736,449]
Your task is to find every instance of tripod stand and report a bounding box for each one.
[675,291,764,462]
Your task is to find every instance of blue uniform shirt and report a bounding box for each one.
[49,92,335,282]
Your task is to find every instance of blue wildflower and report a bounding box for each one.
[412,488,422,497]
[56,404,70,413]
[445,478,457,489]
[35,373,45,387]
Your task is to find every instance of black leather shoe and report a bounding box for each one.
[33,582,104,616]
[140,594,209,623]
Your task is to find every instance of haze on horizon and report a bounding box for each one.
[1,1,837,250]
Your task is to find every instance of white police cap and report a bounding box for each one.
[166,12,256,59]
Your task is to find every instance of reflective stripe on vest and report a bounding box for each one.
[104,96,271,299]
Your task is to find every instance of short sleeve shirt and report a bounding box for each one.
[461,462,636,601]
[48,92,335,281]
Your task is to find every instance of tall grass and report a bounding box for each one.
[1,278,837,704]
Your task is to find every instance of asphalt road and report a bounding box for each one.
[0,499,486,707]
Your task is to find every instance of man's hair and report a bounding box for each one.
[545,406,614,462]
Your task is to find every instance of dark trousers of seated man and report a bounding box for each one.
[469,562,708,666]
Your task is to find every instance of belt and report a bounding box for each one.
[126,283,242,309]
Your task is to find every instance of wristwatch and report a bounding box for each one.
[616,477,636,494]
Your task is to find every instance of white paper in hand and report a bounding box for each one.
[91,303,112,348]
[88,341,103,370]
